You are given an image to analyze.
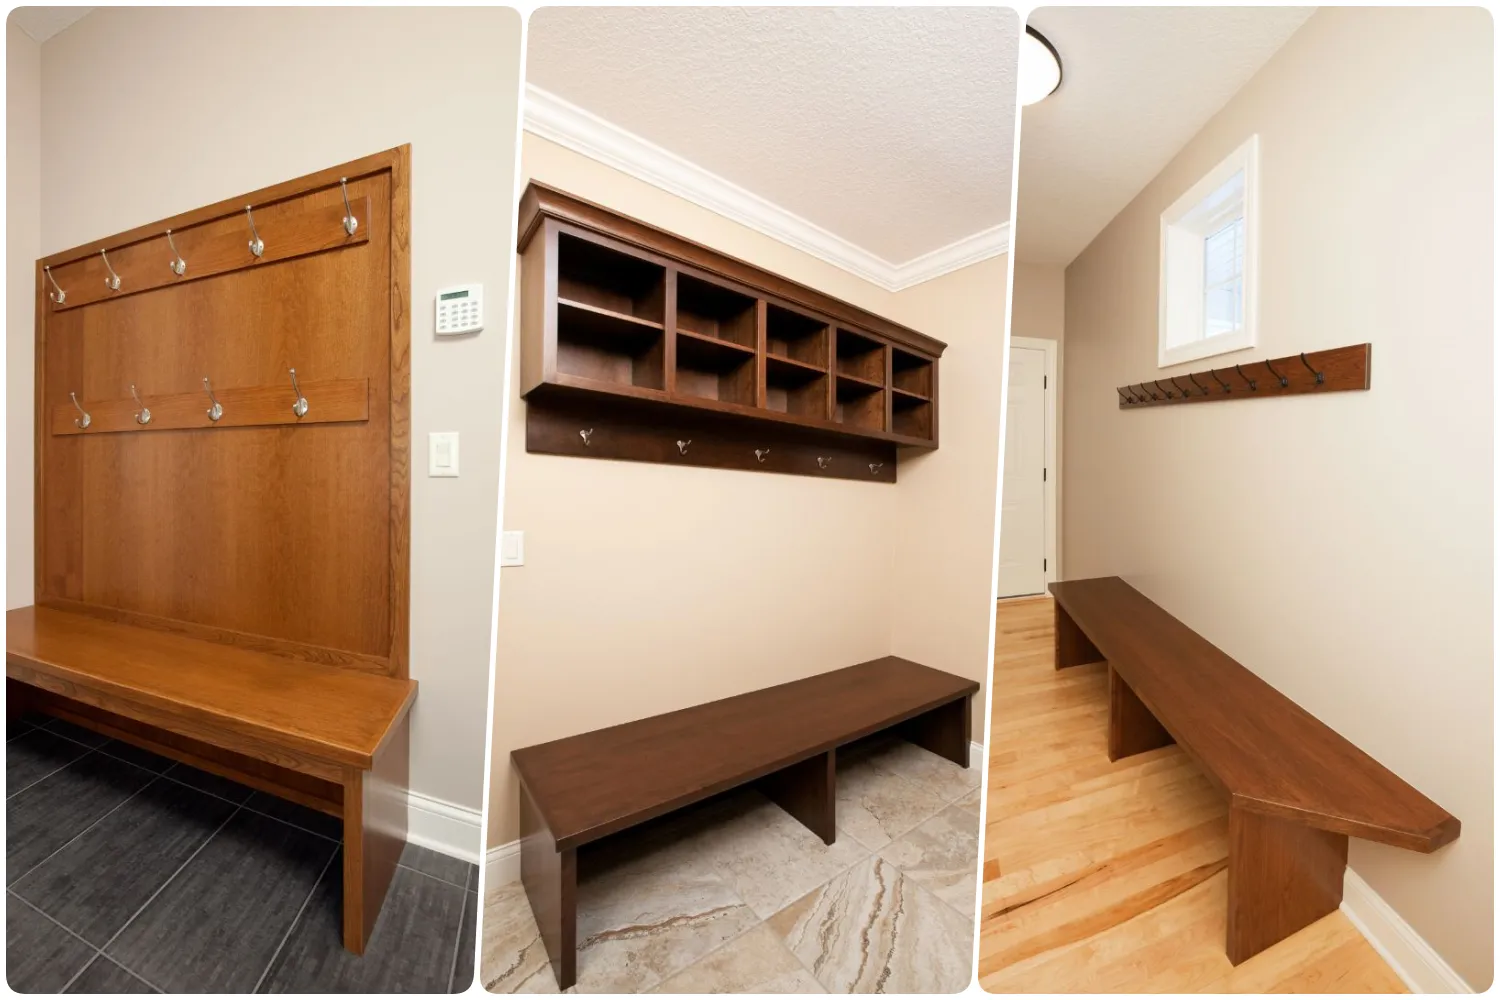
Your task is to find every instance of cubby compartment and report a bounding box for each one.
[892,393,933,440]
[836,328,887,385]
[675,331,757,406]
[767,304,829,368]
[835,377,886,432]
[555,232,666,390]
[676,273,757,349]
[765,355,829,419]
[892,348,934,399]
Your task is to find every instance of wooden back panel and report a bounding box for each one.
[35,147,411,677]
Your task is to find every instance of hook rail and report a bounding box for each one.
[1114,344,1371,410]
[49,376,370,436]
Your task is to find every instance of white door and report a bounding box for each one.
[996,346,1047,597]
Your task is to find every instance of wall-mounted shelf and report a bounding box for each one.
[516,183,945,481]
[1117,344,1371,409]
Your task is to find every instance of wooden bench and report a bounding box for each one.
[6,605,417,954]
[1050,577,1459,963]
[511,656,978,989]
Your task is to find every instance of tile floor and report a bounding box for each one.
[6,711,478,993]
[482,734,981,994]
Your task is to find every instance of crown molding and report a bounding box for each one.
[523,84,1007,293]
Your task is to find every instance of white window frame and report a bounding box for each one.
[1158,134,1259,368]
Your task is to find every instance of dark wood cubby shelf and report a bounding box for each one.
[517,183,945,482]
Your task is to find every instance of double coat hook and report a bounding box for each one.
[130,384,150,425]
[202,377,223,422]
[100,250,121,291]
[166,230,186,276]
[245,205,265,258]
[288,368,309,418]
[44,266,65,305]
[340,178,358,236]
[69,392,90,429]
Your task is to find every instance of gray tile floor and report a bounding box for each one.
[6,712,478,993]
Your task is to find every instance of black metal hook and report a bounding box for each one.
[1234,363,1258,391]
[1209,368,1232,393]
[1138,383,1158,401]
[1117,387,1135,405]
[1299,352,1325,385]
[1170,376,1191,398]
[1154,379,1175,400]
[1265,358,1289,388]
[1188,372,1209,396]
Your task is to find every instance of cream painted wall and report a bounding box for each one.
[488,134,1005,844]
[1011,263,1063,342]
[22,7,523,822]
[7,20,40,610]
[1061,7,1491,987]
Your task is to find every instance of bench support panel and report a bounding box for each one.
[1226,806,1347,964]
[899,694,972,768]
[1055,601,1103,669]
[342,714,410,954]
[521,781,578,990]
[1107,666,1175,762]
[757,750,836,844]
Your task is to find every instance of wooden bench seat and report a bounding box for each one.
[1050,577,1459,963]
[512,655,978,988]
[6,605,417,954]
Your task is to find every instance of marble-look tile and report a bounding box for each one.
[864,741,982,805]
[650,923,824,993]
[955,786,982,818]
[573,861,759,993]
[482,880,559,994]
[879,803,980,916]
[682,793,871,920]
[834,753,951,851]
[769,856,974,994]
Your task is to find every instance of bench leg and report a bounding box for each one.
[520,781,577,990]
[1055,601,1103,669]
[1226,806,1347,964]
[758,750,836,844]
[1107,666,1175,761]
[901,694,972,767]
[341,713,409,953]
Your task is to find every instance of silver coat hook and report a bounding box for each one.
[202,377,223,422]
[245,205,264,257]
[676,439,691,456]
[288,368,309,418]
[754,448,770,464]
[44,266,66,304]
[130,384,150,425]
[816,456,832,470]
[69,391,90,429]
[100,249,121,291]
[869,462,883,476]
[340,177,358,236]
[166,230,186,276]
[579,428,593,446]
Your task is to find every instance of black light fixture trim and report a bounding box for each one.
[1025,24,1064,101]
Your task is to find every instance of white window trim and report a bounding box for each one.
[1158,134,1259,368]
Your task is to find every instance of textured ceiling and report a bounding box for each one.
[528,6,1017,266]
[10,6,92,42]
[1016,6,1314,264]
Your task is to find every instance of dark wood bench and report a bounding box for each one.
[1050,577,1459,963]
[511,655,978,989]
[6,605,417,954]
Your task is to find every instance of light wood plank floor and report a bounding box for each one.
[978,595,1407,993]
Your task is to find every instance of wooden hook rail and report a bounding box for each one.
[43,195,370,312]
[1117,343,1370,409]
[51,377,369,436]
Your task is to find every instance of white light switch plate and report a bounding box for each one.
[429,431,460,477]
[500,530,525,567]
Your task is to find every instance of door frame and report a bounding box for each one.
[1007,336,1059,591]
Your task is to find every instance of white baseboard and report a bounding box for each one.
[406,790,482,865]
[479,740,988,895]
[1341,867,1472,993]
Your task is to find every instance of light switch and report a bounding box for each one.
[429,431,459,477]
[500,530,525,567]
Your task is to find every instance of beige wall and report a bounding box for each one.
[1010,262,1064,342]
[21,7,523,827]
[488,133,1006,844]
[1061,7,1491,987]
[7,20,40,609]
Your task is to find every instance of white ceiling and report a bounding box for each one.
[527,7,1017,273]
[1016,6,1314,265]
[11,6,91,42]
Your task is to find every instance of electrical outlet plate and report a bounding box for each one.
[429,431,459,477]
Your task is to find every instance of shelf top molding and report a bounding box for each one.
[518,182,946,360]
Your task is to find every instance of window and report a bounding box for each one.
[1159,135,1258,367]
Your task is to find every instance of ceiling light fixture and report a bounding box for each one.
[1019,25,1062,107]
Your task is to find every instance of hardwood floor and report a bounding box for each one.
[978,595,1407,993]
